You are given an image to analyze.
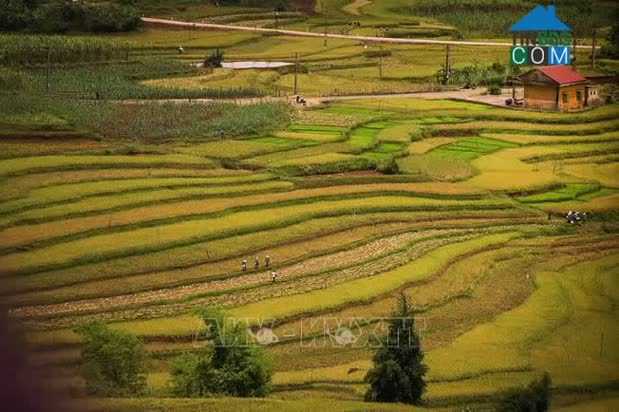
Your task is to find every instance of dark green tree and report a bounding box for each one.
[498,373,552,412]
[600,23,619,59]
[364,293,427,404]
[0,0,140,32]
[74,322,146,396]
[170,309,272,397]
[204,48,225,68]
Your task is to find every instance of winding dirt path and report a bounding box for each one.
[143,17,514,47]
[342,0,372,16]
[142,17,595,49]
[12,229,454,320]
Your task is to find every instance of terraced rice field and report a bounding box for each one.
[1,98,618,409]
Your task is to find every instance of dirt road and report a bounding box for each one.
[143,17,516,47]
[143,17,596,49]
[120,88,518,108]
[342,0,372,16]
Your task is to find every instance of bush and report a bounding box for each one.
[599,84,619,104]
[204,49,225,69]
[364,50,392,58]
[74,322,146,396]
[497,373,552,412]
[170,309,272,397]
[599,23,619,59]
[487,85,502,95]
[376,158,399,174]
[0,68,25,91]
[438,61,519,88]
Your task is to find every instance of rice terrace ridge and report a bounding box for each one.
[0,1,618,412]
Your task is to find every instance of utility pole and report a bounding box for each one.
[591,29,597,70]
[572,34,577,68]
[324,24,328,47]
[444,44,451,85]
[46,47,52,93]
[293,52,299,95]
[378,46,383,80]
[321,0,328,47]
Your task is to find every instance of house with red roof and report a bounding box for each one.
[516,66,597,111]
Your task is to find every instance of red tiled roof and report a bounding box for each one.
[537,66,588,85]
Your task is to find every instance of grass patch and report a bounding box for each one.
[429,136,519,160]
[516,183,600,204]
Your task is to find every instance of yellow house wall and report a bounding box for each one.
[523,83,587,111]
[523,84,557,110]
[558,84,587,111]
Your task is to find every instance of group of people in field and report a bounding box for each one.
[565,210,588,224]
[242,255,278,282]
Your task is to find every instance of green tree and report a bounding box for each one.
[600,23,619,59]
[204,48,225,68]
[170,309,272,397]
[498,373,552,412]
[74,322,146,396]
[364,293,427,404]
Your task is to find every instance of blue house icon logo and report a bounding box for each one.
[509,5,573,66]
[509,5,571,32]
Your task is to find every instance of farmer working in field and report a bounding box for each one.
[265,255,271,267]
[242,259,247,271]
[255,257,260,270]
[271,270,277,282]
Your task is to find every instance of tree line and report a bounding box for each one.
[0,0,141,33]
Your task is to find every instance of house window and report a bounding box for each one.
[562,93,568,104]
[577,91,583,102]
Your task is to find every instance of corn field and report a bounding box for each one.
[0,34,133,66]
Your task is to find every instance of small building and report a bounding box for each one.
[586,84,600,106]
[517,66,589,111]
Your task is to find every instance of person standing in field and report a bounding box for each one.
[255,257,260,270]
[271,270,277,282]
[265,255,271,267]
[242,259,247,271]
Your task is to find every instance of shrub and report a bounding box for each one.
[599,84,619,104]
[376,158,399,174]
[74,322,146,396]
[170,309,272,397]
[599,23,619,59]
[497,373,552,412]
[437,61,519,88]
[0,67,24,90]
[487,85,502,95]
[204,49,225,69]
[364,50,392,58]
